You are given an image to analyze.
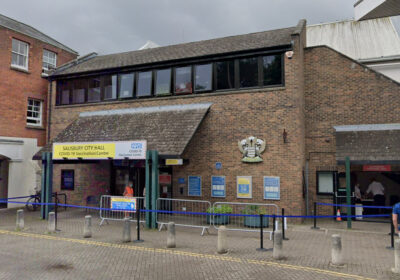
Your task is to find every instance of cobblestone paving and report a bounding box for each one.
[0,207,398,280]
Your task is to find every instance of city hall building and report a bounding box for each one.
[35,19,400,219]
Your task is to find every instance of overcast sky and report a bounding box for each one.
[1,0,398,56]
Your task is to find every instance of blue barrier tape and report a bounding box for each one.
[316,202,393,209]
[0,200,55,206]
[0,195,34,201]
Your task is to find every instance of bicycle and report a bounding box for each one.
[25,191,62,212]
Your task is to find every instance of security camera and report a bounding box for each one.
[285,51,294,59]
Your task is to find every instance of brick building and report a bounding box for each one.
[0,14,77,207]
[36,19,400,220]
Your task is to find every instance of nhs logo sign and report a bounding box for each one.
[131,143,143,149]
[115,140,147,159]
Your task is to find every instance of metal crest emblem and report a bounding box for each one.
[238,136,266,163]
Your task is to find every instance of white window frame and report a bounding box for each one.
[42,49,57,70]
[11,39,29,70]
[26,99,43,127]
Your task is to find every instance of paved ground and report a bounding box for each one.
[0,207,398,280]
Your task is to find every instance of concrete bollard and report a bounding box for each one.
[48,212,56,233]
[331,234,343,266]
[16,209,24,230]
[167,222,176,248]
[273,230,284,260]
[83,215,92,238]
[217,226,228,254]
[122,218,131,243]
[392,239,400,273]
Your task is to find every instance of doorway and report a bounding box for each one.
[110,160,145,197]
[0,157,9,208]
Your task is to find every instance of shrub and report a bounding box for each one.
[206,205,233,214]
[241,205,267,215]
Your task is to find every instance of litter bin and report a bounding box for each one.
[355,204,363,220]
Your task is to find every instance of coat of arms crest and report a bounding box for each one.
[238,136,266,163]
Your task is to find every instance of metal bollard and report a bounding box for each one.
[16,209,24,231]
[392,239,400,273]
[122,218,131,243]
[331,234,344,266]
[48,212,56,233]
[311,202,320,230]
[167,222,176,248]
[273,230,284,260]
[217,225,228,254]
[83,215,92,238]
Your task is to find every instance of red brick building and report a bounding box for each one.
[0,14,77,206]
[37,19,400,221]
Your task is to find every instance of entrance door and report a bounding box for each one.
[333,172,355,218]
[110,160,145,196]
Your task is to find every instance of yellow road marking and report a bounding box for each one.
[0,229,374,280]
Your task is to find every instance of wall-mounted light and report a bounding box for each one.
[283,129,288,144]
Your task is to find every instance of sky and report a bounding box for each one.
[0,0,398,56]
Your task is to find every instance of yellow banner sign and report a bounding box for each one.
[53,143,116,159]
[165,159,183,165]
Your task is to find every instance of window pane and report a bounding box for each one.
[61,90,70,105]
[318,172,334,193]
[12,39,18,52]
[26,98,42,126]
[118,73,134,98]
[43,50,57,69]
[104,75,117,100]
[195,64,212,92]
[155,69,171,95]
[72,79,87,104]
[88,77,101,102]
[137,71,152,97]
[239,57,258,88]
[263,55,282,86]
[11,53,18,65]
[216,60,235,90]
[175,66,192,94]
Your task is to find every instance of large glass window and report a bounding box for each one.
[195,64,212,92]
[88,77,101,102]
[118,73,134,98]
[215,60,235,90]
[317,171,334,195]
[239,57,258,88]
[175,66,192,94]
[11,39,29,70]
[43,49,57,70]
[26,99,42,126]
[57,80,71,105]
[263,55,282,86]
[137,71,152,97]
[103,75,117,100]
[72,79,87,104]
[155,69,171,95]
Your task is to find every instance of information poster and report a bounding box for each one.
[111,197,136,211]
[61,170,74,190]
[211,176,226,198]
[264,176,280,200]
[237,176,252,199]
[188,176,202,196]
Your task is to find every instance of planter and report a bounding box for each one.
[243,216,269,228]
[207,215,230,225]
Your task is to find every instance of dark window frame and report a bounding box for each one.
[154,68,172,96]
[316,171,335,196]
[118,72,135,99]
[174,65,193,95]
[87,76,102,103]
[102,74,118,101]
[136,70,153,98]
[61,169,75,191]
[194,63,213,93]
[238,56,260,89]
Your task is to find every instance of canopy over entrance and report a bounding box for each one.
[335,123,400,164]
[34,103,212,160]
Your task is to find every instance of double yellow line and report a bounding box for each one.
[0,229,374,280]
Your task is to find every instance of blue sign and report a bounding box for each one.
[111,197,137,211]
[211,176,225,197]
[188,176,201,196]
[237,176,252,198]
[264,176,280,200]
[178,178,185,184]
[215,162,222,170]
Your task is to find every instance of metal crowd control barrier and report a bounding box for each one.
[156,198,212,235]
[99,195,145,226]
[212,202,279,240]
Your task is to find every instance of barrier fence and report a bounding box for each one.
[156,198,211,235]
[99,195,145,226]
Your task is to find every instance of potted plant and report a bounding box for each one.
[242,205,269,228]
[206,205,233,225]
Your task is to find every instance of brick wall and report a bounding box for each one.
[304,46,400,214]
[0,26,77,146]
[48,31,307,215]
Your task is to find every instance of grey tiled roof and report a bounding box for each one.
[0,13,78,55]
[51,22,302,77]
[33,103,211,159]
[335,129,400,164]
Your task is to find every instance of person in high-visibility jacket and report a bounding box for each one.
[123,181,134,218]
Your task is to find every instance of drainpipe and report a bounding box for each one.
[47,79,53,144]
[305,160,309,215]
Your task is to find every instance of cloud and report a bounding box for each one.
[1,0,356,55]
